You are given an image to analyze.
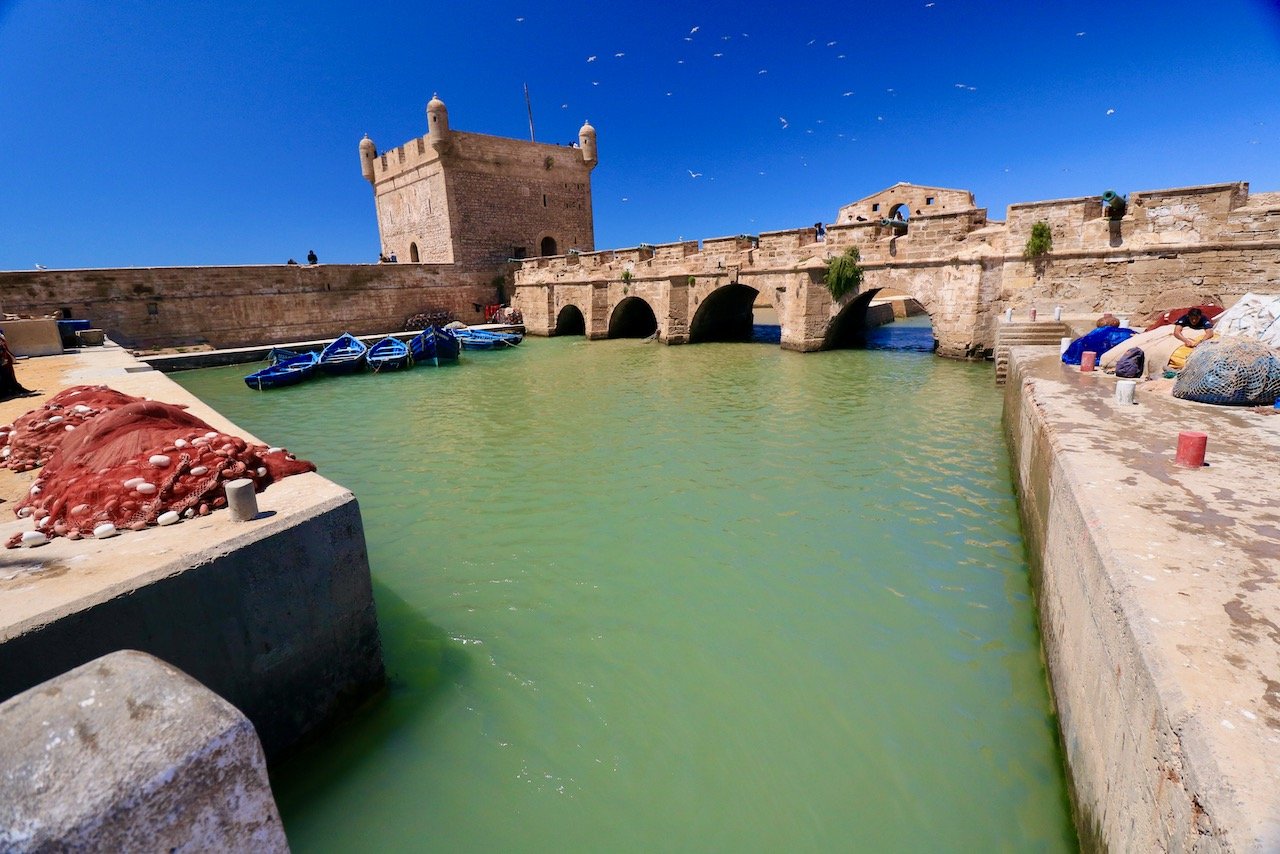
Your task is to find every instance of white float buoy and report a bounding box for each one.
[267,447,282,454]
[205,432,219,439]
[135,482,157,495]
[190,466,208,477]
[17,507,33,518]
[20,531,48,548]
[29,484,40,495]
[175,439,188,448]
[73,404,91,414]
[157,511,180,526]
[93,523,119,539]
[149,454,171,468]
[257,467,267,478]
[225,478,259,522]
[123,477,144,489]
[48,415,63,424]
[1115,380,1137,405]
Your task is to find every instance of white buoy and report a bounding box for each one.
[93,523,119,539]
[149,454,171,468]
[17,507,32,518]
[1054,306,1063,322]
[20,531,48,548]
[157,511,180,526]
[190,466,208,477]
[257,467,267,478]
[1060,336,1072,355]
[225,478,259,522]
[1004,308,1014,322]
[73,404,91,414]
[1115,380,1137,405]
[135,482,157,495]
[48,415,63,424]
[175,438,188,448]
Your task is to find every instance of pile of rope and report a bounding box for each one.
[1173,339,1280,406]
[4,389,314,546]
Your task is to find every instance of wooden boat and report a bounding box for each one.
[317,333,368,375]
[454,328,522,350]
[367,336,413,372]
[244,351,319,390]
[409,326,460,366]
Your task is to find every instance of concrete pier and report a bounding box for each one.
[0,342,385,761]
[1005,349,1280,850]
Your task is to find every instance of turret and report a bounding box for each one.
[359,135,377,184]
[427,93,451,152]
[578,120,597,168]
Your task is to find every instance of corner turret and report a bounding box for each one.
[427,93,451,152]
[578,120,597,168]
[359,135,377,184]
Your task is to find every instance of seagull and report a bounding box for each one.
[779,116,789,128]
[34,263,47,270]
[687,170,702,178]
[721,35,731,40]
[684,37,693,42]
[587,55,597,62]
[758,69,767,74]
[925,2,935,6]
[622,197,629,201]
[515,16,524,21]
[842,91,853,96]
[836,54,845,59]
[690,25,699,33]
[807,39,815,46]
[712,52,723,57]
[1106,108,1115,115]
[826,41,837,46]
[955,82,966,88]
[676,59,684,64]
[592,81,599,86]
[561,103,568,108]
[666,91,673,96]
[1076,31,1086,36]
[615,52,624,58]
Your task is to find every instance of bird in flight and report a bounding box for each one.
[587,55,597,62]
[1106,108,1116,115]
[515,16,525,22]
[1076,31,1086,36]
[713,52,723,58]
[688,170,703,178]
[615,52,625,57]
[779,116,789,128]
[842,91,853,96]
[690,25,699,33]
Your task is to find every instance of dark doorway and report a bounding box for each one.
[555,305,586,336]
[689,283,759,343]
[541,236,558,256]
[409,242,420,262]
[607,297,658,339]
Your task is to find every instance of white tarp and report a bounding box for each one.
[1214,293,1280,349]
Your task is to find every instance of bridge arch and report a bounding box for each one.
[608,296,658,339]
[554,304,586,336]
[689,282,759,343]
[824,287,935,351]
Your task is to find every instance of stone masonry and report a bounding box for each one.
[514,181,1280,359]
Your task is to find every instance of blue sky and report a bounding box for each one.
[2,0,1278,269]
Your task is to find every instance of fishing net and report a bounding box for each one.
[1,385,143,472]
[6,396,315,547]
[403,310,455,331]
[1172,339,1280,406]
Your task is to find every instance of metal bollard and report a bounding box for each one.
[225,478,260,522]
[1115,379,1137,405]
[1080,351,1097,372]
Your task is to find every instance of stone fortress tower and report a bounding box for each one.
[360,94,598,272]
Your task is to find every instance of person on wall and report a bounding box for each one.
[0,331,35,401]
[307,249,318,265]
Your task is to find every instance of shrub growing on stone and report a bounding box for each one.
[1024,221,1052,261]
[824,248,864,300]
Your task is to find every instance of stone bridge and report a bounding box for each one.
[513,181,1280,360]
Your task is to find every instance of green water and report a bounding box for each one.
[174,335,1076,852]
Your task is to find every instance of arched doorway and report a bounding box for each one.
[409,242,420,262]
[554,304,586,336]
[540,236,558,256]
[608,297,658,339]
[824,288,936,352]
[689,283,759,343]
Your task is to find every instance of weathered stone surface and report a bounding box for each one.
[0,650,289,853]
[1004,350,1280,851]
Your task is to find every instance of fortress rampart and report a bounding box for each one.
[0,264,497,350]
[514,181,1280,358]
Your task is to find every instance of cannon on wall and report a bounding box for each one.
[1102,189,1127,220]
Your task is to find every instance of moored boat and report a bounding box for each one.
[409,326,460,366]
[367,336,413,372]
[244,351,319,390]
[454,328,522,350]
[318,333,368,375]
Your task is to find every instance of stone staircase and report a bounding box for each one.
[994,321,1071,385]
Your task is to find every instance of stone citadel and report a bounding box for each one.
[1,96,1277,366]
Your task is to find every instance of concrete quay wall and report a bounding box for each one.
[1004,349,1280,850]
[0,344,386,761]
[0,263,499,351]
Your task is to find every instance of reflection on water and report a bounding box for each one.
[174,339,1075,852]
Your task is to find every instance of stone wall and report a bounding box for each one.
[0,264,497,350]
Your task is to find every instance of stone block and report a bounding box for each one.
[0,650,289,853]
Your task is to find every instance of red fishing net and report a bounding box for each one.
[1,385,142,472]
[5,390,315,547]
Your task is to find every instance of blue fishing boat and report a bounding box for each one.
[454,328,522,350]
[367,336,413,372]
[318,333,368,375]
[244,351,319,390]
[409,326,460,366]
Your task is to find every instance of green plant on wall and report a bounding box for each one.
[621,270,633,283]
[823,247,864,300]
[1024,221,1052,261]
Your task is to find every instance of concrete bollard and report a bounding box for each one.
[1029,308,1038,322]
[1115,379,1137,405]
[1175,431,1208,467]
[1060,336,1073,355]
[225,478,259,522]
[1054,305,1063,322]
[1004,307,1014,323]
[1081,351,1097,372]
[1117,315,1129,328]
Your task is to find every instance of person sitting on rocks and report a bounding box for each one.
[0,331,35,401]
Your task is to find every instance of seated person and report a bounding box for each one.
[1168,308,1214,370]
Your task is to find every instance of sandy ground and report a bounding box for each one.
[0,355,77,506]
